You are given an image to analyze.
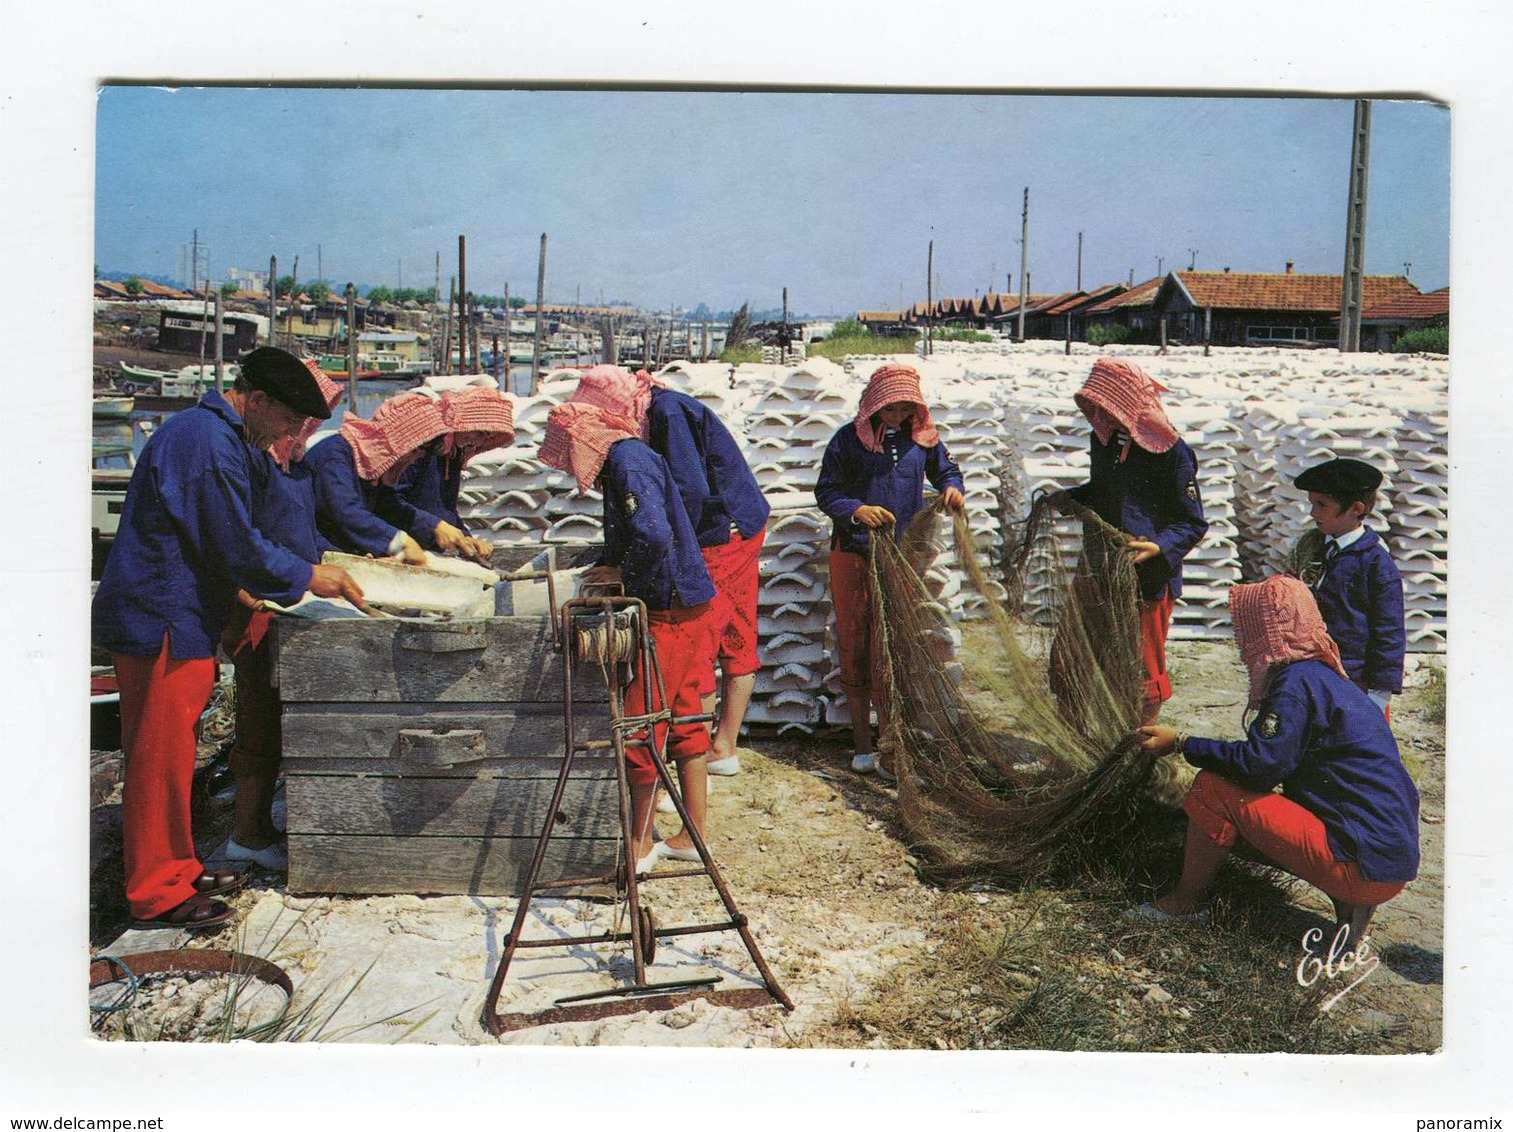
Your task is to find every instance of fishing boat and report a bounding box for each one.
[92,395,135,419]
[160,363,239,398]
[116,362,170,394]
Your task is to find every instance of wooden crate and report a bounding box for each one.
[271,609,623,896]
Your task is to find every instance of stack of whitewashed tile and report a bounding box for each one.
[1165,396,1246,639]
[450,346,1447,738]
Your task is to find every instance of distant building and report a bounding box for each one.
[854,310,910,335]
[1154,266,1424,347]
[1081,278,1166,343]
[1359,286,1448,351]
[154,303,263,357]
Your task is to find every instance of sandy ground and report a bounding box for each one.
[88,636,1443,1051]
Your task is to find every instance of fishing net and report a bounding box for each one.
[870,491,1164,883]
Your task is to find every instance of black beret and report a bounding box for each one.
[1294,457,1383,496]
[238,346,332,420]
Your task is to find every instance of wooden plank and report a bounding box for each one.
[280,702,615,764]
[285,772,623,840]
[286,832,621,896]
[271,615,612,703]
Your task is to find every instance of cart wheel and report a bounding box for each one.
[637,905,658,964]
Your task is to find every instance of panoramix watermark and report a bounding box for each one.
[1295,924,1379,1011]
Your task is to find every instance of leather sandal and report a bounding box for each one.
[192,868,247,898]
[130,893,235,931]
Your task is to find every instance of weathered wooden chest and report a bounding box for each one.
[270,607,621,896]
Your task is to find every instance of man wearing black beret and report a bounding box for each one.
[1291,457,1406,716]
[92,346,365,930]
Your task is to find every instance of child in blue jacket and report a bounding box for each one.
[815,363,964,777]
[1136,575,1419,954]
[1063,357,1208,724]
[1291,457,1406,714]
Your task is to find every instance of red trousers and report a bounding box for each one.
[829,548,891,731]
[1139,592,1176,704]
[113,642,217,919]
[622,602,716,788]
[1184,770,1407,907]
[222,608,281,784]
[701,526,766,687]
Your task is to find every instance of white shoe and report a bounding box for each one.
[656,789,678,815]
[851,752,877,774]
[634,842,664,876]
[659,843,703,863]
[224,837,289,871]
[706,754,742,776]
[270,798,287,833]
[1121,901,1210,926]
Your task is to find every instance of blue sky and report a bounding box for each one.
[96,88,1449,315]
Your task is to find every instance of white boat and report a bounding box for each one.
[160,363,239,398]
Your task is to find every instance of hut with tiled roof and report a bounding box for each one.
[1154,265,1424,348]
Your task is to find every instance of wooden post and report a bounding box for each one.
[502,283,511,389]
[1017,187,1029,343]
[267,255,277,346]
[288,257,299,351]
[1159,313,1169,355]
[531,234,547,395]
[213,291,225,391]
[345,283,358,413]
[926,240,934,357]
[457,235,468,373]
[443,279,456,376]
[1203,304,1213,357]
[1064,312,1072,357]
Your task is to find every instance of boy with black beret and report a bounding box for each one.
[1290,457,1406,714]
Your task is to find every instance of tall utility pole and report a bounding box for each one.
[1016,187,1029,343]
[318,244,323,287]
[1076,231,1084,292]
[1188,248,1200,271]
[1339,98,1372,353]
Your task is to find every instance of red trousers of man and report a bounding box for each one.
[113,640,216,920]
[622,601,716,788]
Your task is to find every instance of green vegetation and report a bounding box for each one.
[363,285,439,306]
[1393,326,1448,354]
[304,281,332,304]
[219,281,238,298]
[1088,324,1132,347]
[123,276,143,296]
[719,343,764,364]
[1421,660,1446,725]
[809,329,920,360]
[934,328,995,343]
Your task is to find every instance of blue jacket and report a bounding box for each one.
[1065,435,1208,601]
[375,448,465,550]
[814,422,965,554]
[1184,659,1420,884]
[646,386,771,546]
[305,434,409,558]
[1309,526,1406,695]
[249,449,335,564]
[600,439,717,611]
[92,390,315,658]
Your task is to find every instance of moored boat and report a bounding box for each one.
[92,395,135,419]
